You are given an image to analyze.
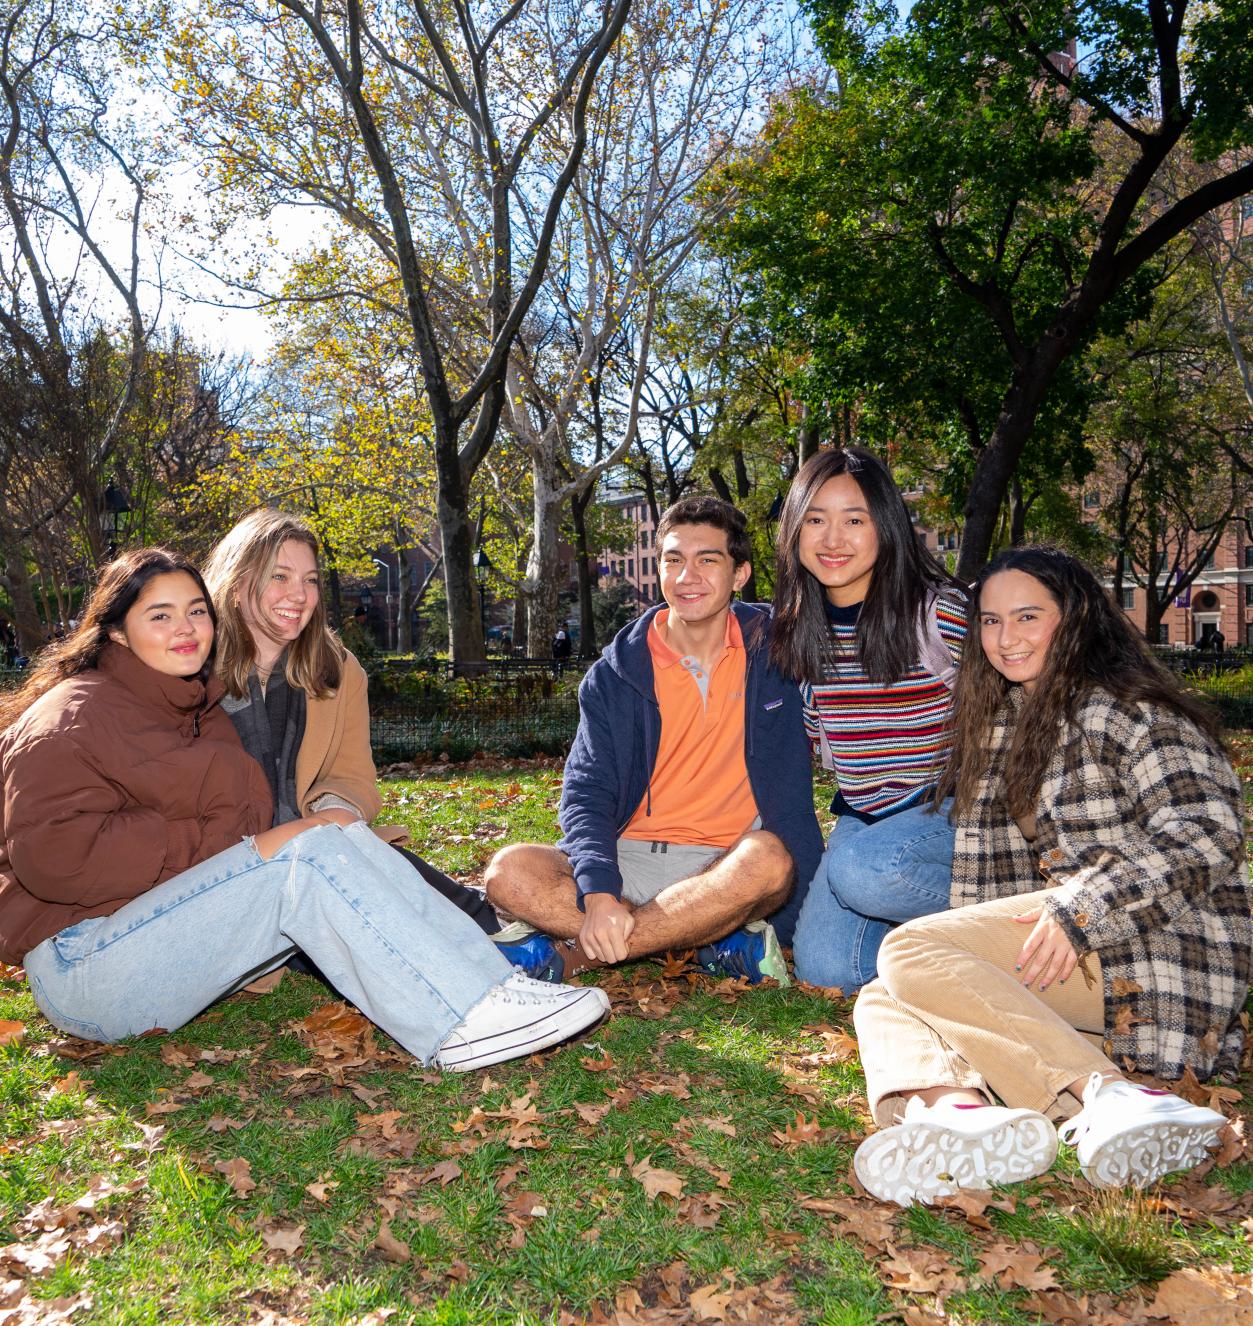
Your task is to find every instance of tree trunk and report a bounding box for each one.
[1008,478,1027,546]
[0,538,45,654]
[956,356,1063,581]
[434,425,486,671]
[571,484,597,656]
[525,451,563,659]
[397,551,414,652]
[798,400,820,465]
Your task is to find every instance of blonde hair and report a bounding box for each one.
[203,509,344,699]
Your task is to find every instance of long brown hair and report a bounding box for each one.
[936,546,1225,819]
[202,509,343,699]
[770,448,958,684]
[0,549,216,733]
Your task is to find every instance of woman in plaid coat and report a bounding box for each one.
[850,547,1249,1207]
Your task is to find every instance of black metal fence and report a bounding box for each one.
[0,654,1248,762]
[369,692,580,762]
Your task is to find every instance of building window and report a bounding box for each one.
[1248,624,1253,648]
[1120,587,1135,610]
[1204,550,1216,570]
[1245,583,1253,607]
[1244,546,1253,568]
[1082,489,1100,509]
[1157,625,1169,644]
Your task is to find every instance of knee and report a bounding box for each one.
[483,842,554,909]
[874,916,936,1004]
[741,830,795,909]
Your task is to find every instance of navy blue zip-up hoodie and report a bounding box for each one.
[556,601,823,947]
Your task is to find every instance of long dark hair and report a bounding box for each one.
[770,448,959,684]
[0,548,217,733]
[936,546,1225,819]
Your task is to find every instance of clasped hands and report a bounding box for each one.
[580,891,637,964]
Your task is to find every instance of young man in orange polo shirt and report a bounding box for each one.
[485,496,823,982]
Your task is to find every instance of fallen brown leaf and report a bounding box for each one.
[213,1157,256,1198]
[1147,1265,1253,1323]
[630,1155,684,1203]
[258,1221,304,1255]
[373,1220,410,1264]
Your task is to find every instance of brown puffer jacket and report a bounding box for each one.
[0,643,273,964]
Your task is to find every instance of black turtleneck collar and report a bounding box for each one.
[96,641,221,719]
[823,598,862,627]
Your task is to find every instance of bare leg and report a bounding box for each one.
[484,832,794,964]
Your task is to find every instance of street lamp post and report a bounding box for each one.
[370,557,393,652]
[101,481,133,559]
[473,547,493,647]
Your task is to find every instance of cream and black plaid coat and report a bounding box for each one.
[951,687,1250,1080]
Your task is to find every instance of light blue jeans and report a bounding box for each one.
[23,821,512,1062]
[792,799,955,993]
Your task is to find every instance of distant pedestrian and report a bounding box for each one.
[552,621,572,661]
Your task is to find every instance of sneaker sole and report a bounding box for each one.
[854,1112,1057,1206]
[1081,1119,1224,1189]
[753,923,792,988]
[435,988,610,1073]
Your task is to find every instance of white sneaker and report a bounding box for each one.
[854,1098,1057,1206]
[434,972,610,1072]
[1057,1072,1226,1188]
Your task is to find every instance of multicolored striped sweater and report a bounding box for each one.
[802,593,966,821]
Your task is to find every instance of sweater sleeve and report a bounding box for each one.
[3,733,200,907]
[1042,712,1245,954]
[557,672,629,905]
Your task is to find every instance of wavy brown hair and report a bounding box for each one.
[769,448,959,684]
[203,509,343,699]
[0,549,216,733]
[936,546,1225,820]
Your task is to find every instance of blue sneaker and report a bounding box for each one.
[695,921,790,986]
[491,922,566,984]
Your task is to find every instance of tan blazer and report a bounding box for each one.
[296,652,407,844]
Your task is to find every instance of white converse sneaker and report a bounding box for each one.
[1057,1072,1226,1188]
[434,972,610,1072]
[854,1098,1057,1206]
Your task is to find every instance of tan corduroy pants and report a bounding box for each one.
[854,888,1117,1128]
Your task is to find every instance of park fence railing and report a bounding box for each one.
[0,652,1247,762]
[365,663,582,762]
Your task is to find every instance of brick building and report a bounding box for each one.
[596,492,661,606]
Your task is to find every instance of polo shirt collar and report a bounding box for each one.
[649,607,743,669]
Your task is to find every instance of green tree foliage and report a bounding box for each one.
[715,0,1253,577]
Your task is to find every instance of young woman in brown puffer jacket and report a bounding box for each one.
[0,549,607,1069]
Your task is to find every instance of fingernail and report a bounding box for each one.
[1014,964,1021,971]
[1059,978,1066,985]
[1040,983,1048,991]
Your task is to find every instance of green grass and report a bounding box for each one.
[2,757,1251,1323]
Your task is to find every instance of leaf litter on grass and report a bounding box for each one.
[4,761,1253,1323]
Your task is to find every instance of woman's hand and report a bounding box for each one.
[1013,906,1078,992]
[252,814,343,861]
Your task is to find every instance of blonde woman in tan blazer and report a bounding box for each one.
[203,510,499,933]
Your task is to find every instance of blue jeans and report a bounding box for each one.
[23,822,512,1062]
[792,799,955,993]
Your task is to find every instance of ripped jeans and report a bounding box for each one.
[23,821,511,1062]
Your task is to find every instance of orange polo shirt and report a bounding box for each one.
[621,609,758,847]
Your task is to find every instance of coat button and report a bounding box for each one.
[1073,912,1089,927]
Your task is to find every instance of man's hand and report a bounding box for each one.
[580,892,636,964]
[1013,906,1078,991]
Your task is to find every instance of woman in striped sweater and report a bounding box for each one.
[769,449,966,991]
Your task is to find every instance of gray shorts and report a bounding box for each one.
[615,837,726,905]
